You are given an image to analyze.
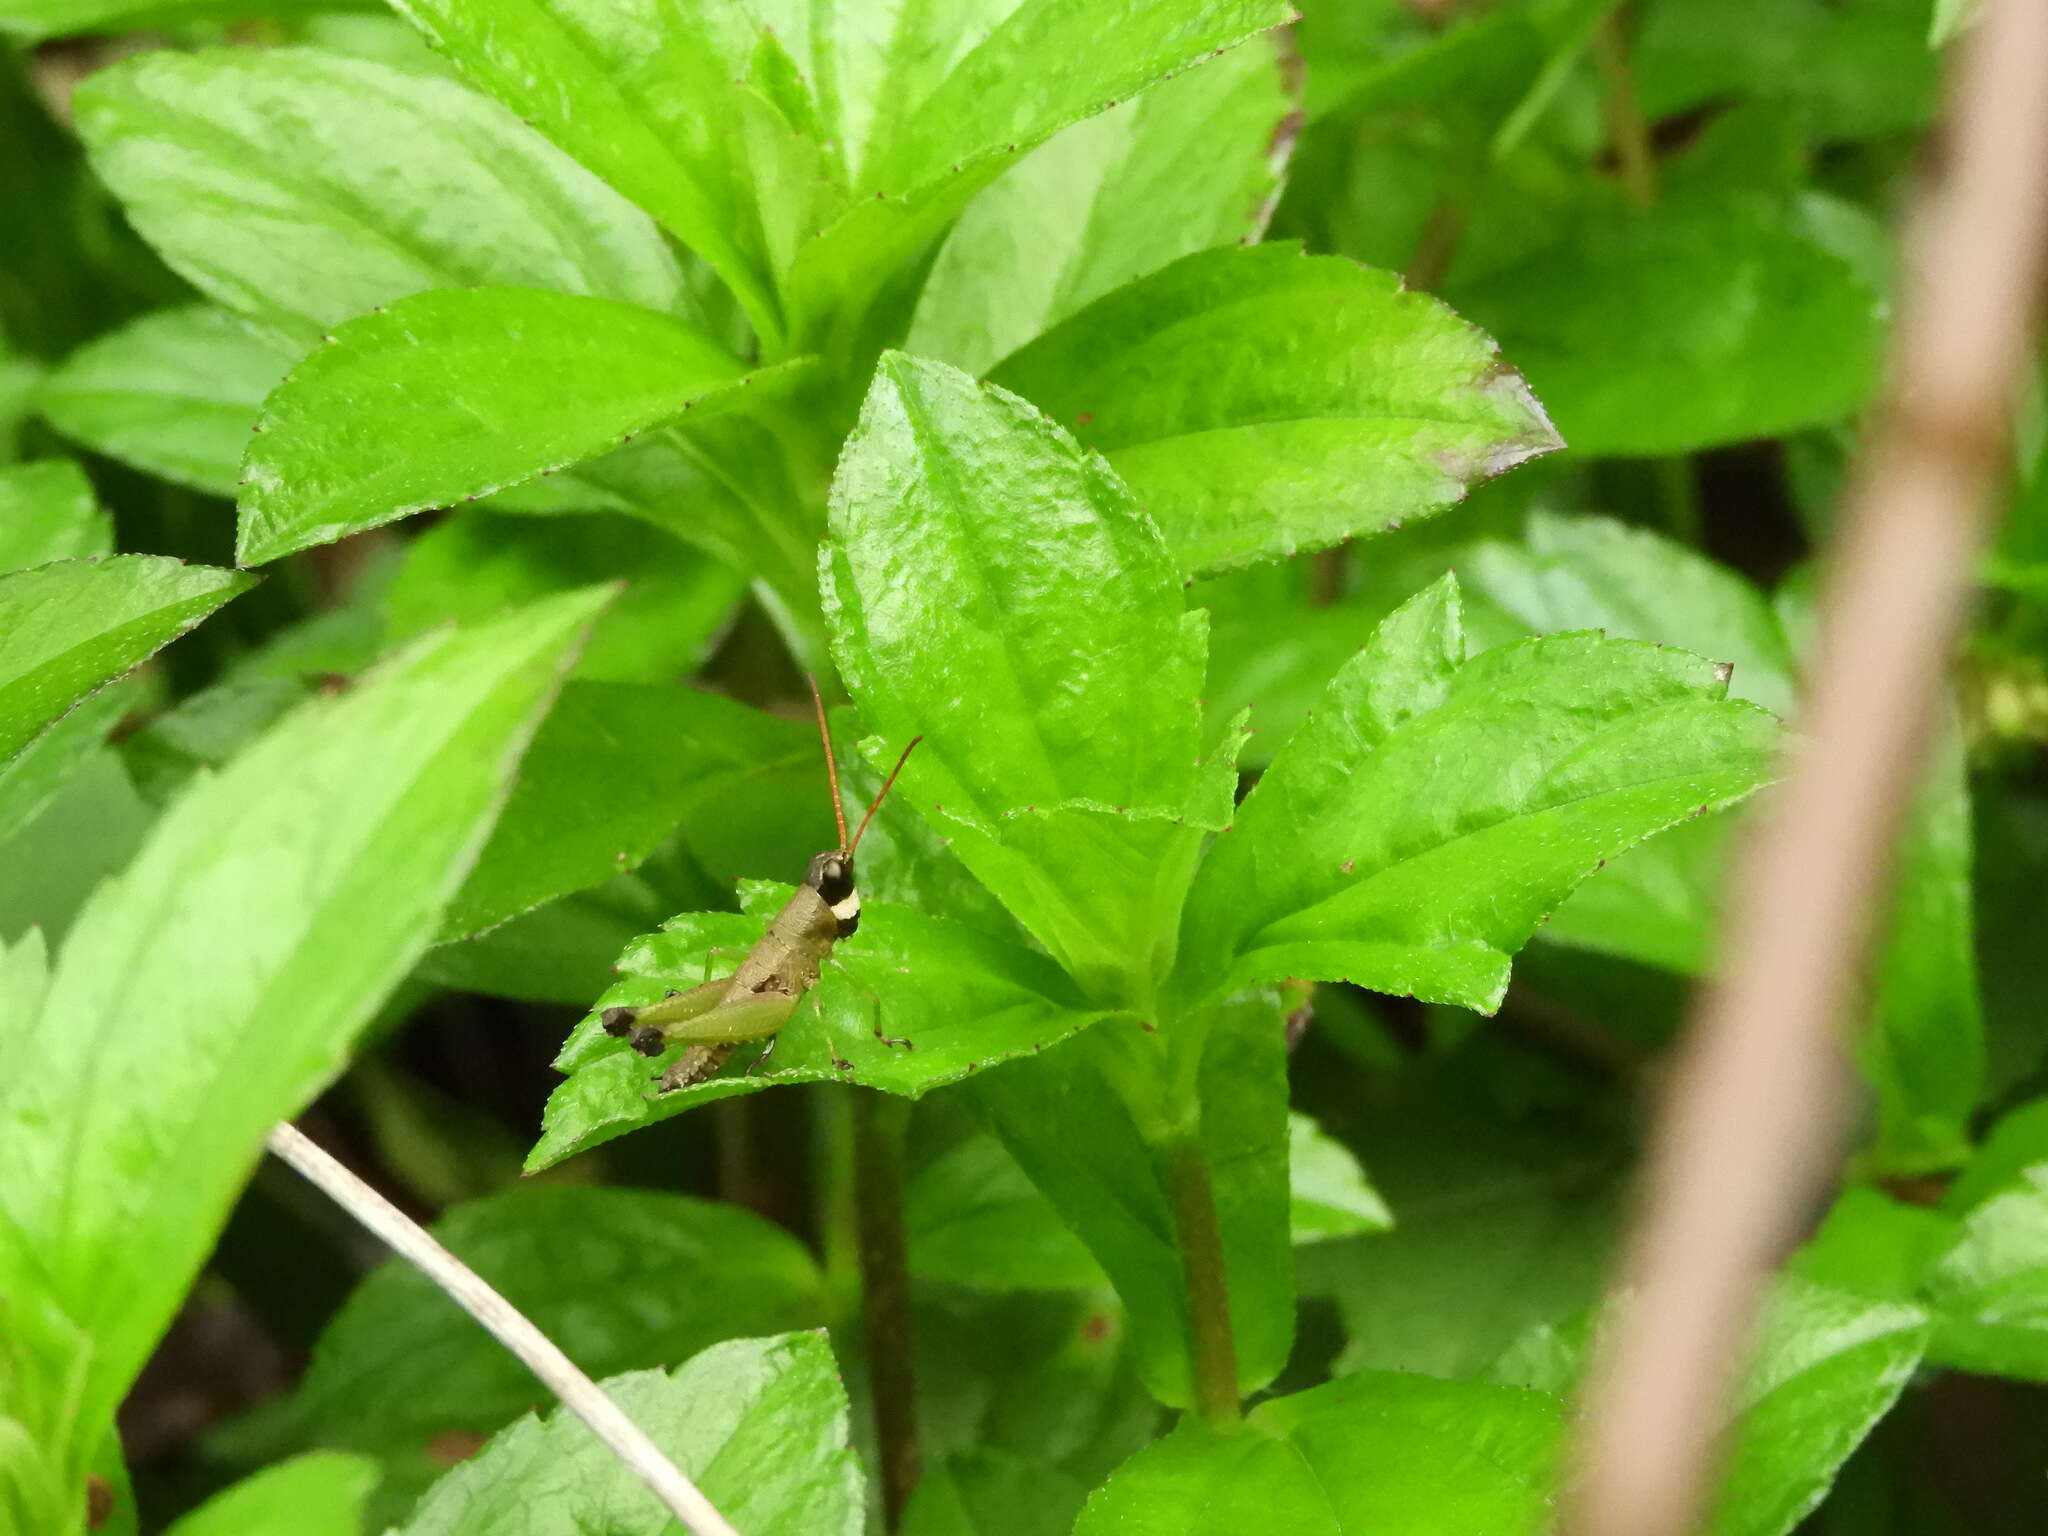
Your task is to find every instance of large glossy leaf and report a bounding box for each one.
[1447,194,1886,455]
[0,555,252,761]
[392,1334,863,1536]
[161,1453,379,1536]
[1494,1278,1927,1536]
[1073,1370,1564,1535]
[907,37,1294,375]
[279,1186,822,1452]
[529,883,1108,1171]
[0,587,605,1484]
[825,352,1231,1003]
[37,306,291,497]
[966,992,1293,1407]
[386,511,743,686]
[236,287,809,564]
[0,460,111,570]
[992,244,1561,573]
[77,47,685,349]
[1176,573,1779,1013]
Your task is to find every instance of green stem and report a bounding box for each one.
[853,1090,921,1527]
[1166,1135,1241,1428]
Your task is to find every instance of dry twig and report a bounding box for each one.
[1563,4,2048,1533]
[266,1122,743,1536]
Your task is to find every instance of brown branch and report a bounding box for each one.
[1562,4,2048,1534]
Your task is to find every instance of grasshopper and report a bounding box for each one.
[601,679,921,1093]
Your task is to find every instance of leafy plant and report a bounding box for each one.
[0,1,2043,1533]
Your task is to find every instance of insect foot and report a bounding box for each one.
[628,1025,667,1057]
[873,1027,913,1051]
[600,1005,637,1036]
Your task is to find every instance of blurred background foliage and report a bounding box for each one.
[2,1,2045,1531]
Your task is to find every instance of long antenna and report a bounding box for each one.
[850,736,922,854]
[807,673,850,852]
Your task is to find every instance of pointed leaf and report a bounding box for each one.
[0,461,111,571]
[1178,574,1779,1013]
[280,1186,822,1453]
[38,306,292,498]
[392,1334,862,1536]
[825,353,1227,999]
[1923,1163,2048,1379]
[236,287,811,564]
[0,555,252,761]
[76,47,686,348]
[991,245,1560,573]
[0,587,607,1457]
[530,885,1106,1171]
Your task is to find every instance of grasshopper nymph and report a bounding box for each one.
[601,679,921,1092]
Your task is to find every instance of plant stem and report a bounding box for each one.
[1165,1135,1241,1428]
[1593,9,1658,212]
[852,1090,920,1527]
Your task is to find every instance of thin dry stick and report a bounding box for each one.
[265,1122,744,1536]
[1563,6,2048,1536]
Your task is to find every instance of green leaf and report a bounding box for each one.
[967,991,1293,1406]
[1942,1098,2048,1215]
[1792,1187,1957,1306]
[782,0,1297,344]
[37,306,292,498]
[1635,0,1939,143]
[236,287,810,565]
[1447,194,1886,455]
[76,47,686,349]
[1459,514,1981,1172]
[0,0,326,43]
[1288,1110,1394,1242]
[909,1111,1386,1291]
[1073,1370,1563,1535]
[281,1186,822,1453]
[902,1451,1089,1536]
[907,37,1295,376]
[0,460,111,571]
[1177,573,1779,1013]
[161,1453,379,1536]
[825,352,1228,1002]
[907,1132,1108,1292]
[1494,1278,1927,1536]
[386,511,744,686]
[0,681,135,846]
[384,0,786,344]
[1923,1163,2048,1380]
[1302,1039,1625,1381]
[439,682,788,942]
[0,555,253,762]
[991,244,1561,574]
[529,885,1107,1171]
[0,587,605,1476]
[393,1334,862,1536]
